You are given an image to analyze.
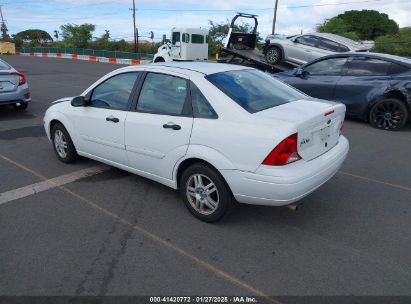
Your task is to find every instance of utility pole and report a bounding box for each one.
[271,0,279,35]
[0,6,9,42]
[130,0,137,53]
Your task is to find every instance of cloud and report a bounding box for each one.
[5,0,411,41]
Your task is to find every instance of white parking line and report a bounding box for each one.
[0,165,110,206]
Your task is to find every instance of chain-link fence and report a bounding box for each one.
[16,47,154,61]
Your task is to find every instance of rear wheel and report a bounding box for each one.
[14,102,28,111]
[154,57,165,62]
[265,46,282,65]
[369,98,409,131]
[51,123,78,163]
[180,163,234,222]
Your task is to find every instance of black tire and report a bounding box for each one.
[265,46,282,65]
[51,123,78,163]
[369,98,409,131]
[14,102,28,111]
[180,163,234,222]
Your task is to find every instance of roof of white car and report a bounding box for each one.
[143,62,253,75]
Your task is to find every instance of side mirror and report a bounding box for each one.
[290,37,296,43]
[295,68,309,78]
[71,96,87,107]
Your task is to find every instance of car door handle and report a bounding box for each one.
[163,122,181,130]
[106,115,119,123]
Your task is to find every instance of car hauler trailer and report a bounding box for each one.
[218,13,290,72]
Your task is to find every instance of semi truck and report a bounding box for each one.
[153,28,209,62]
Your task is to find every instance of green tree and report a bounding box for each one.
[60,23,95,48]
[373,27,411,57]
[317,10,399,40]
[12,29,53,46]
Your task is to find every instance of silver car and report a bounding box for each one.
[0,58,31,110]
[263,32,371,66]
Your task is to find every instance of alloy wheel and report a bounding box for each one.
[54,129,68,159]
[372,101,405,130]
[186,174,219,215]
[266,48,280,64]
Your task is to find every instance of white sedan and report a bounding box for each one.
[44,62,349,222]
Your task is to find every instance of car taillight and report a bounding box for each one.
[11,72,26,86]
[262,133,302,166]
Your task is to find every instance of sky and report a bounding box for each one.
[2,0,411,42]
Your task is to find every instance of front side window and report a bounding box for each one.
[295,35,318,47]
[192,34,205,44]
[137,73,191,116]
[172,32,180,45]
[206,69,305,113]
[90,72,140,110]
[304,57,348,76]
[346,57,391,76]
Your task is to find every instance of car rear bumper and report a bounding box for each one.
[221,136,349,206]
[0,84,31,104]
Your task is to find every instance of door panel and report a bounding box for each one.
[72,107,128,164]
[125,114,193,179]
[125,72,193,180]
[286,35,320,64]
[333,57,392,117]
[286,56,349,100]
[334,76,390,117]
[287,75,341,100]
[71,72,141,165]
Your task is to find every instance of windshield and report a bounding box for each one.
[206,69,305,113]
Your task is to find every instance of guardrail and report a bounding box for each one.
[15,47,154,61]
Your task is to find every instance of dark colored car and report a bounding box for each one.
[273,53,411,130]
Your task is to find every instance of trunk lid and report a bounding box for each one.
[0,72,19,93]
[255,99,345,161]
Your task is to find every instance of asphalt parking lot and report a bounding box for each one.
[0,55,411,301]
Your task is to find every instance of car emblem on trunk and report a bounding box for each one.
[300,138,310,147]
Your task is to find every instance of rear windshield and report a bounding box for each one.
[206,69,305,113]
[0,60,10,70]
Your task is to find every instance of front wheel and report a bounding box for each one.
[265,46,282,65]
[180,163,234,222]
[51,123,78,163]
[369,98,409,131]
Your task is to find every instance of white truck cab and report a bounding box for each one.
[153,28,209,62]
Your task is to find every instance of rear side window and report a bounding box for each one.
[388,63,409,75]
[137,73,191,116]
[346,57,391,76]
[192,34,205,44]
[190,82,217,118]
[318,38,349,52]
[90,72,140,110]
[304,57,348,76]
[206,69,305,113]
[182,33,190,43]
